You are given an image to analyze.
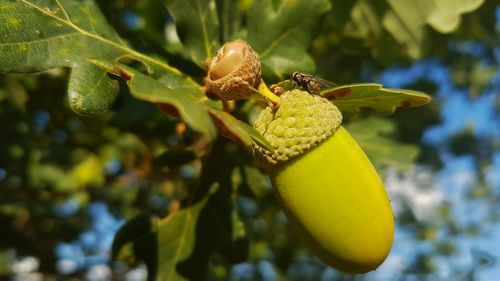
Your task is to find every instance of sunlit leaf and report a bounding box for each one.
[321,83,431,114]
[164,0,220,67]
[0,0,183,115]
[384,0,485,57]
[209,109,274,151]
[330,0,485,62]
[423,0,485,33]
[216,0,247,42]
[113,186,248,281]
[335,1,413,62]
[90,59,217,139]
[155,199,207,281]
[92,59,271,148]
[346,117,420,170]
[247,0,331,79]
[231,165,271,199]
[71,155,104,188]
[382,2,426,59]
[112,199,206,281]
[175,187,248,279]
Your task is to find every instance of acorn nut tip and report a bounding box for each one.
[206,39,261,101]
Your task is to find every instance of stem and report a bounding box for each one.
[256,80,282,108]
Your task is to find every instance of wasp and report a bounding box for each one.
[290,71,336,95]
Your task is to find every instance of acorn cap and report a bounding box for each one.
[253,89,342,166]
[206,39,261,100]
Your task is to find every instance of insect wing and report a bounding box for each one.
[313,77,337,88]
[290,72,338,95]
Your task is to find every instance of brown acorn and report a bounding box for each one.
[206,39,261,100]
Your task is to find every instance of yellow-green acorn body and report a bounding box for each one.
[253,90,394,274]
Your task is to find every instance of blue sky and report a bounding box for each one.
[373,24,500,278]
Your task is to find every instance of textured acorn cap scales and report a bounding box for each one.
[206,40,261,100]
[253,90,342,166]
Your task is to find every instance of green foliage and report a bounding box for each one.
[318,0,488,64]
[346,117,420,170]
[381,0,484,58]
[0,0,172,115]
[114,185,248,281]
[208,109,274,151]
[90,59,218,138]
[112,138,257,280]
[164,0,220,67]
[323,83,431,115]
[0,0,493,280]
[246,0,331,79]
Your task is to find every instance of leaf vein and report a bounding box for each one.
[19,0,180,74]
[0,33,81,46]
[165,210,194,280]
[54,0,71,21]
[197,0,212,60]
[84,3,98,35]
[260,27,298,59]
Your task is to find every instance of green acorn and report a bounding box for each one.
[206,40,394,274]
[253,90,394,274]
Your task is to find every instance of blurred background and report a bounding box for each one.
[1,0,499,280]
